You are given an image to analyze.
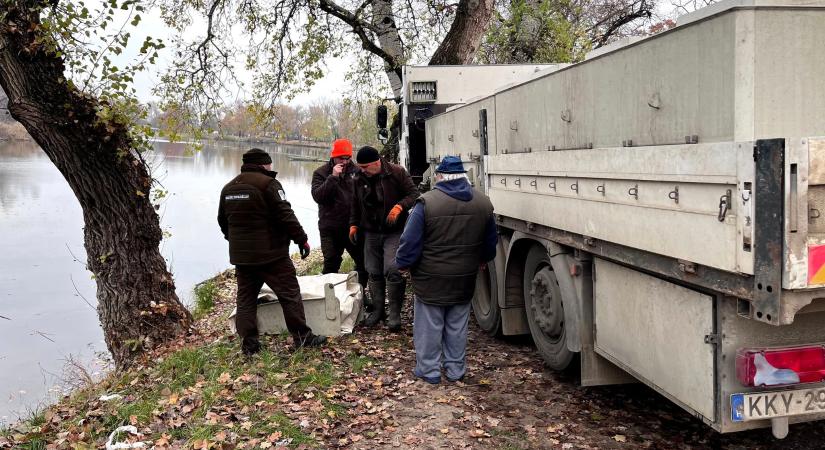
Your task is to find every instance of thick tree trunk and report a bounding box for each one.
[429,0,496,64]
[0,3,191,368]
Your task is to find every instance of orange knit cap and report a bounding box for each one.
[331,139,353,158]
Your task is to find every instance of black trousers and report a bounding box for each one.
[320,227,367,285]
[235,258,312,354]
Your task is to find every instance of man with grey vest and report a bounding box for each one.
[396,156,497,384]
[218,148,327,355]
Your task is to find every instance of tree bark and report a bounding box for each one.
[0,2,192,368]
[372,0,405,97]
[429,0,496,65]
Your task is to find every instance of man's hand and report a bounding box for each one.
[332,163,344,177]
[386,204,403,226]
[349,225,358,244]
[300,241,311,259]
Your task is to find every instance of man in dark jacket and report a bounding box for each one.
[218,148,327,355]
[396,156,497,384]
[311,139,367,287]
[349,146,419,331]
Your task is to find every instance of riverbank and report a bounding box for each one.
[0,122,30,141]
[203,136,331,150]
[4,251,820,449]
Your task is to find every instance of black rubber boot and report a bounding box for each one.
[362,279,386,327]
[294,333,328,350]
[386,278,406,332]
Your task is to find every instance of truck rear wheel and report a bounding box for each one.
[472,262,501,335]
[523,245,574,370]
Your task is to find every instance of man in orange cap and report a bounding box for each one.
[311,138,367,288]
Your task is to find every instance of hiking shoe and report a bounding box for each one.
[295,334,327,349]
[413,369,440,385]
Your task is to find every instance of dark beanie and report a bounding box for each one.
[356,146,380,164]
[242,148,272,165]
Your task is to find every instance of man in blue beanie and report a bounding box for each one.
[396,156,498,384]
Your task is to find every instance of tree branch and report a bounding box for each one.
[317,0,403,80]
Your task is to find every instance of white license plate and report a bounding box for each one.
[731,386,825,422]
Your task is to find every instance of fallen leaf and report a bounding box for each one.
[240,421,253,431]
[218,372,231,384]
[546,424,563,433]
[614,434,627,442]
[440,428,449,434]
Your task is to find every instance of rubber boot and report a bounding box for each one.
[386,278,406,332]
[362,279,385,327]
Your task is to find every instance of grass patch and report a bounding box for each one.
[6,300,347,448]
[294,361,336,391]
[259,411,315,445]
[193,279,218,319]
[346,353,376,373]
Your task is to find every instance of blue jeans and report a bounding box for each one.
[413,296,472,382]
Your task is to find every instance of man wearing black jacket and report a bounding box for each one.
[218,148,326,355]
[350,146,419,331]
[311,139,367,288]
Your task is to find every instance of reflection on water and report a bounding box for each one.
[0,140,327,423]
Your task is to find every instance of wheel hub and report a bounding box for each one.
[529,268,563,338]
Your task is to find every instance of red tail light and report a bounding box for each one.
[736,345,825,387]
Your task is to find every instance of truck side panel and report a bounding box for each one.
[594,259,717,422]
[487,143,742,273]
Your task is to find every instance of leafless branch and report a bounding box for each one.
[32,330,56,343]
[70,274,97,312]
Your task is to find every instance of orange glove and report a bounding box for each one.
[386,204,403,226]
[349,225,359,244]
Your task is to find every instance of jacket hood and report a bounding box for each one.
[241,163,277,178]
[435,177,473,201]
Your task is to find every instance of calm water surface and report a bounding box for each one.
[0,140,327,423]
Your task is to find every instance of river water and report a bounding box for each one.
[0,140,327,423]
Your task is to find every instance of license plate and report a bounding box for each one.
[731,386,825,422]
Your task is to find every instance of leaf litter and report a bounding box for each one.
[3,254,825,449]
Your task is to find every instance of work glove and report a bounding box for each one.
[386,204,403,226]
[349,225,358,245]
[300,241,311,260]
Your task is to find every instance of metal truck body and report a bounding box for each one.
[397,0,825,437]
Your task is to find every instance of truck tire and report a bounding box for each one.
[523,245,574,371]
[472,261,501,335]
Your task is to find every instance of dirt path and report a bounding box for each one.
[315,303,825,450]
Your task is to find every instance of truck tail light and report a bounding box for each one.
[736,345,825,387]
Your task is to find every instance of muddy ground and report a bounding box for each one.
[327,307,825,450]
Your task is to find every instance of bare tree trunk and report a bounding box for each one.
[429,0,495,64]
[0,3,192,368]
[372,0,405,98]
